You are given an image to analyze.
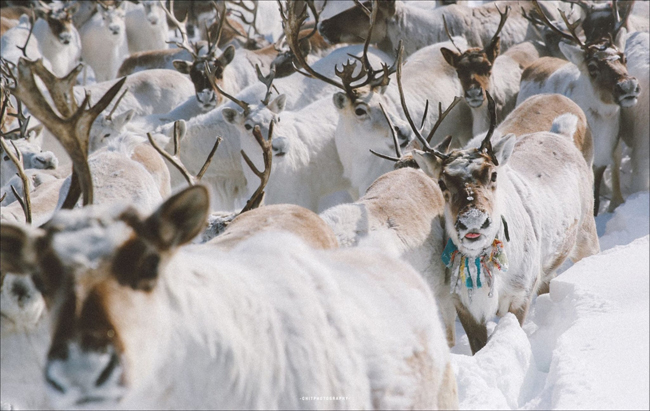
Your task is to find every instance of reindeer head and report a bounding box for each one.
[319,0,395,45]
[0,133,58,187]
[1,269,46,332]
[561,38,639,108]
[533,0,639,108]
[140,0,163,26]
[441,5,508,109]
[173,45,236,111]
[96,1,126,37]
[36,1,79,46]
[0,186,211,408]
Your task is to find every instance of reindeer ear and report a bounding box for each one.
[27,124,44,146]
[412,150,444,180]
[221,108,240,124]
[267,94,287,114]
[114,109,135,128]
[559,42,585,67]
[142,185,210,251]
[440,47,460,67]
[434,135,453,154]
[485,37,501,63]
[173,60,191,74]
[492,133,516,166]
[66,2,80,16]
[333,92,350,110]
[218,45,236,66]
[0,224,44,275]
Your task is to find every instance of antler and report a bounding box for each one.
[105,87,128,122]
[478,91,499,165]
[147,121,222,186]
[16,6,36,59]
[484,4,510,52]
[443,15,463,54]
[205,62,250,114]
[159,0,197,58]
[11,58,126,207]
[240,121,274,213]
[612,0,633,38]
[394,44,459,160]
[0,137,31,224]
[532,0,585,48]
[368,102,403,162]
[278,0,347,91]
[256,64,277,106]
[206,1,227,57]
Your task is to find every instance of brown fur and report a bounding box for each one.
[130,144,171,199]
[503,41,543,69]
[0,15,17,36]
[117,48,184,77]
[0,6,32,22]
[499,94,594,165]
[521,57,570,85]
[209,204,339,251]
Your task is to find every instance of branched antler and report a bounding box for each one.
[478,91,499,165]
[0,137,31,224]
[159,0,197,58]
[485,4,510,52]
[240,121,274,213]
[147,121,222,186]
[443,15,462,54]
[205,62,251,114]
[10,58,126,207]
[16,6,36,59]
[105,87,128,122]
[368,102,403,162]
[532,0,585,48]
[256,64,276,106]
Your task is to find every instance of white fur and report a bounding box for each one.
[79,4,128,82]
[1,16,49,67]
[32,15,81,78]
[550,113,579,140]
[124,1,168,54]
[0,136,58,187]
[620,32,649,194]
[333,39,473,199]
[0,274,50,410]
[39,224,454,409]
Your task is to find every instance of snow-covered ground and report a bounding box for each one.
[451,192,650,410]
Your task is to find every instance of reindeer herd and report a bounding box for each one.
[0,0,647,409]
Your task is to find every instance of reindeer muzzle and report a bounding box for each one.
[465,87,484,108]
[615,77,640,108]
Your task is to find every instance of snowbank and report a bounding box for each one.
[453,235,649,410]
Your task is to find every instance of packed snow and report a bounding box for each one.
[451,192,650,410]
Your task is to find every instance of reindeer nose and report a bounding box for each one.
[616,77,640,108]
[272,136,289,157]
[59,32,72,45]
[465,87,484,107]
[109,24,121,35]
[34,152,58,170]
[148,15,159,25]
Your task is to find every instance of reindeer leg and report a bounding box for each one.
[455,302,488,355]
[607,140,624,212]
[593,165,606,216]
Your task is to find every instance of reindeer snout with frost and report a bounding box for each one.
[0,138,59,187]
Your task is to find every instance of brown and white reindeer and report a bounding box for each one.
[412,93,600,354]
[32,1,82,78]
[318,0,561,58]
[517,1,640,213]
[441,6,554,136]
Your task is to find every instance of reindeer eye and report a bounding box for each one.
[438,179,447,191]
[354,107,367,117]
[3,156,9,161]
[244,124,253,131]
[491,172,497,182]
[103,133,110,139]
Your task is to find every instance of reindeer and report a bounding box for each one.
[124,0,168,54]
[440,6,529,136]
[517,1,640,213]
[1,15,48,66]
[0,182,457,409]
[1,16,18,36]
[32,1,82,78]
[619,31,649,195]
[79,1,128,82]
[318,0,558,58]
[410,93,599,354]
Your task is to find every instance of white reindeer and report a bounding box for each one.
[0,134,58,187]
[517,7,640,213]
[0,184,458,410]
[79,2,128,82]
[1,15,48,66]
[619,31,649,195]
[31,1,82,78]
[124,0,168,54]
[412,97,600,354]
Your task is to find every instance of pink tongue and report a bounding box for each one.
[465,233,480,239]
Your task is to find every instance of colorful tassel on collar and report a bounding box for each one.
[441,238,508,302]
